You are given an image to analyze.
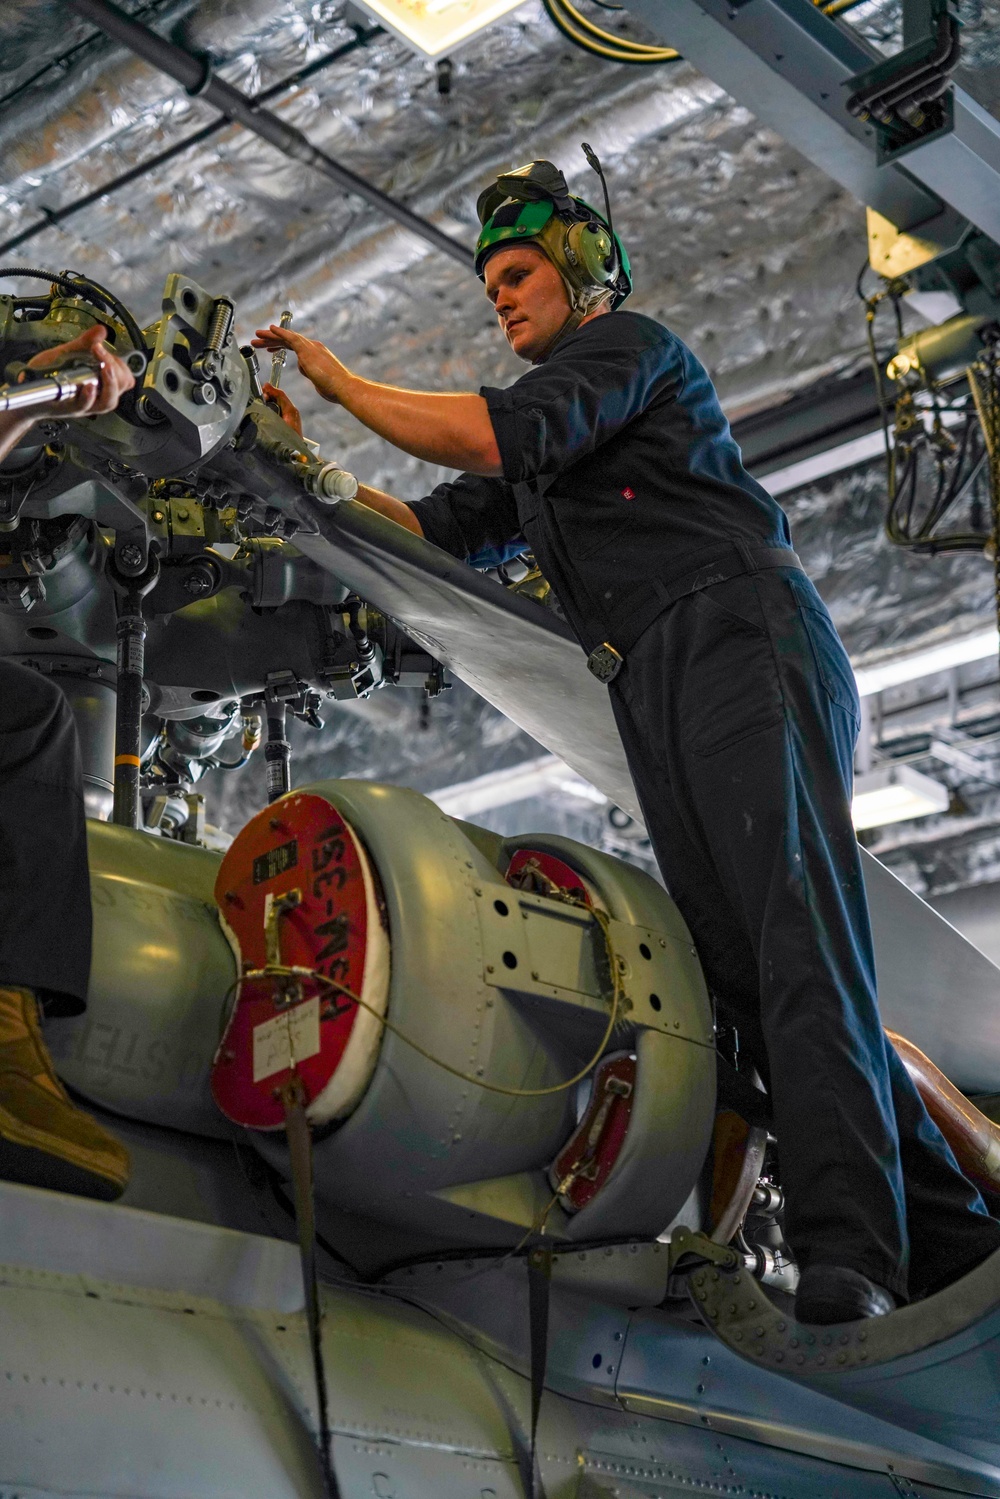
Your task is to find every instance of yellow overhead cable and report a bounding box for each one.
[556,0,678,54]
[543,0,680,63]
[815,0,868,16]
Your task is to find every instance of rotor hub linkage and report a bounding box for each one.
[106,552,159,829]
[192,296,235,385]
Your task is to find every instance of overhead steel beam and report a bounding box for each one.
[69,0,472,269]
[624,0,1000,242]
[731,365,881,472]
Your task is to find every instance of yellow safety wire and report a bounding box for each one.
[236,900,622,1101]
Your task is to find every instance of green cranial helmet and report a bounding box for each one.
[474,148,632,317]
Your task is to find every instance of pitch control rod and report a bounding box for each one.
[0,367,100,415]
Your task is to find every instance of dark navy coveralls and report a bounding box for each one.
[412,308,1000,1300]
[0,660,91,1015]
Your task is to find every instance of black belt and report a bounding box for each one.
[586,543,804,684]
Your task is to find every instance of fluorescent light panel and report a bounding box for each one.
[764,429,887,496]
[854,628,999,697]
[429,754,606,818]
[760,408,962,497]
[851,764,950,830]
[357,0,527,56]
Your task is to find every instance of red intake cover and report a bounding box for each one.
[211,793,375,1130]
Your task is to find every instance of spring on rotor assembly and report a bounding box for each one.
[205,296,235,355]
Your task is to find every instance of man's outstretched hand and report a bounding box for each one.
[261,382,304,437]
[253,319,500,476]
[25,324,136,417]
[252,325,350,406]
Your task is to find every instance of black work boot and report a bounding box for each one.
[795,1264,896,1325]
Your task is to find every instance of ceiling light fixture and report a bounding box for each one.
[353,0,528,57]
[429,754,606,818]
[851,764,950,830]
[853,628,1000,697]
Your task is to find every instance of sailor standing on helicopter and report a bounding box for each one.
[254,148,1000,1326]
[0,325,134,1202]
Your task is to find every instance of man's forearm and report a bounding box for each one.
[354,483,425,537]
[339,379,502,477]
[0,415,36,465]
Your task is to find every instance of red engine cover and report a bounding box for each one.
[211,793,379,1130]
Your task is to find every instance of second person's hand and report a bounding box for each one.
[262,383,304,438]
[26,324,136,416]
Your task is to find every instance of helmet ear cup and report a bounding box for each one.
[565,219,616,290]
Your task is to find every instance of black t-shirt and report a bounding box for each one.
[410,310,792,654]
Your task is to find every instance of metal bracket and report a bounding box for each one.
[667,1225,740,1278]
[474,887,714,1046]
[263,886,302,971]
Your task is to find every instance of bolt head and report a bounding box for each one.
[119,544,143,568]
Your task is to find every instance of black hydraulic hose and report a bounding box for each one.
[927,411,976,532]
[871,18,959,110]
[69,0,472,268]
[895,66,958,127]
[0,266,146,353]
[855,14,959,121]
[0,27,381,260]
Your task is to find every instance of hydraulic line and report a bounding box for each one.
[69,0,471,268]
[0,266,146,355]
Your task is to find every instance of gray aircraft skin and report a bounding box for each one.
[2,267,1000,1499]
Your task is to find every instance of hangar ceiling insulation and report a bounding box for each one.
[3,0,1000,896]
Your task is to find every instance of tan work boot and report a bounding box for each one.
[0,985,130,1201]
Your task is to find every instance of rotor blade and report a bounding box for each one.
[291,498,641,815]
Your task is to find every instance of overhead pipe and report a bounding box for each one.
[68,0,472,269]
[887,1029,1000,1197]
[0,27,380,259]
